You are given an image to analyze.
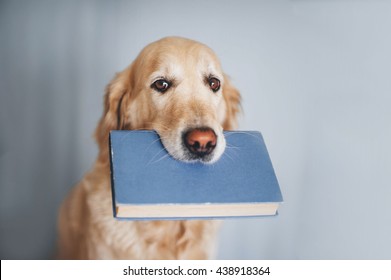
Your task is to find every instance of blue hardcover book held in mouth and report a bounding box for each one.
[109,130,283,220]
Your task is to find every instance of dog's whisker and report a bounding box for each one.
[146,147,168,166]
[225,144,241,150]
[144,137,164,153]
[224,131,259,139]
[225,153,235,162]
[149,153,171,165]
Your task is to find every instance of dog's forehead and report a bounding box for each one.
[149,46,222,79]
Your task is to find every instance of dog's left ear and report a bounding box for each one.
[95,65,133,158]
[222,74,241,130]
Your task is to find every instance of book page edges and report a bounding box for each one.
[115,203,279,218]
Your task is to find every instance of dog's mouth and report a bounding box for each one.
[157,126,226,164]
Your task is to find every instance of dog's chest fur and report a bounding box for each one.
[83,163,219,259]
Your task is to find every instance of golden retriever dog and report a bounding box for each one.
[57,37,241,259]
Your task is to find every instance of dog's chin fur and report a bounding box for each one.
[57,37,241,259]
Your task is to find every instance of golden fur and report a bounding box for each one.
[57,37,241,259]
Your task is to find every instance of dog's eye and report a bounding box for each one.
[151,79,171,93]
[208,77,220,92]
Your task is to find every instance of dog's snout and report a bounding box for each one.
[184,127,217,157]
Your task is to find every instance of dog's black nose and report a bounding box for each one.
[183,127,217,157]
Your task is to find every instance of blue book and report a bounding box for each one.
[109,130,283,220]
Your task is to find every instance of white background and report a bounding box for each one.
[1,0,390,259]
[2,260,391,279]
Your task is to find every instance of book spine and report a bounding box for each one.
[108,132,117,218]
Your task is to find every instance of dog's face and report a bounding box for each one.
[130,38,229,163]
[96,37,240,164]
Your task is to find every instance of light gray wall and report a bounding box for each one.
[1,0,390,259]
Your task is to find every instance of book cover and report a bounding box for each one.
[109,130,283,220]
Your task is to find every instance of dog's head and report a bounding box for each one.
[96,37,240,164]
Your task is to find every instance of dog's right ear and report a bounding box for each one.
[95,65,133,156]
[222,74,241,130]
